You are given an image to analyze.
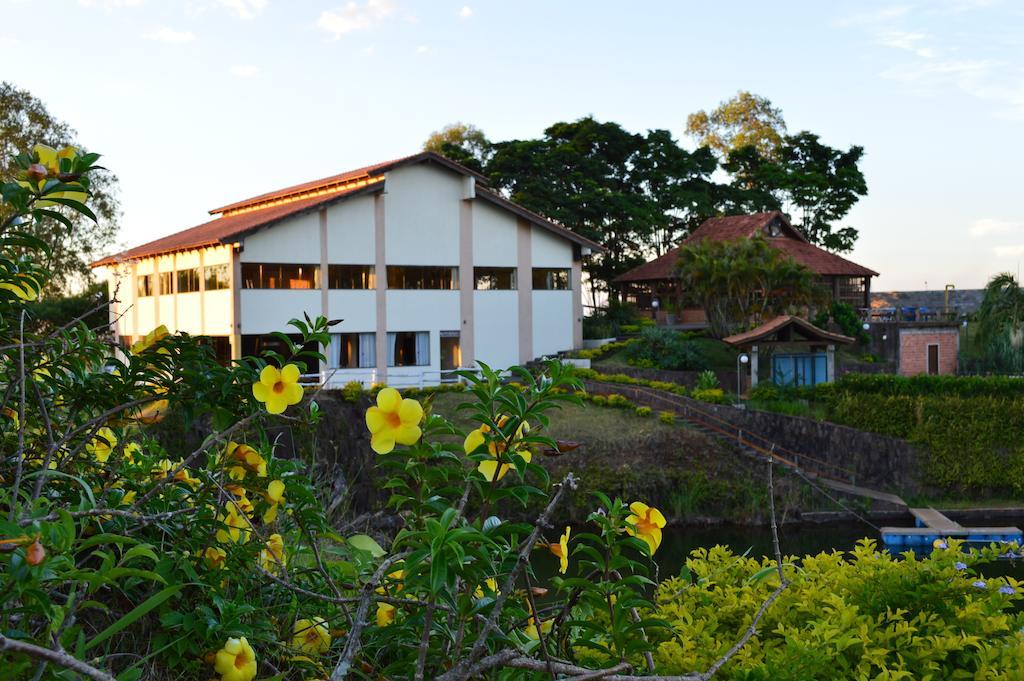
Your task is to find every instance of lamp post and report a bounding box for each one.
[736,352,750,406]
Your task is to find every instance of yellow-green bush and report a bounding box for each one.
[653,541,1024,679]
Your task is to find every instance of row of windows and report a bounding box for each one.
[238,264,571,291]
[137,264,230,297]
[332,331,461,370]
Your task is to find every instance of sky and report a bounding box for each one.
[4,0,1023,291]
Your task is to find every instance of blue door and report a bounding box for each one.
[771,353,828,387]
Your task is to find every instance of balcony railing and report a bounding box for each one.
[858,306,962,323]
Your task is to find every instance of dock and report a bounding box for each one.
[881,507,1022,548]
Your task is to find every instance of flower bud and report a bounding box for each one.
[26,163,48,182]
[26,539,46,566]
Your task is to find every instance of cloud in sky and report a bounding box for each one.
[458,5,472,18]
[877,30,935,58]
[971,218,1022,237]
[836,5,910,27]
[229,64,260,77]
[78,0,143,9]
[317,0,398,39]
[216,0,268,20]
[416,45,430,54]
[143,26,197,45]
[994,244,1024,258]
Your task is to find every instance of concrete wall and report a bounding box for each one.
[899,326,959,376]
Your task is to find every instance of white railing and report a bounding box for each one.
[300,367,467,390]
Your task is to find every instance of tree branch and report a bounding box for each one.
[0,635,115,681]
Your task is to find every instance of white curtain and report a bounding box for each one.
[415,331,429,366]
[327,334,342,369]
[386,332,397,367]
[358,333,376,368]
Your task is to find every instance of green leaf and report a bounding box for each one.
[86,584,186,651]
[346,534,385,557]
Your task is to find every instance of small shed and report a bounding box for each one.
[897,323,960,376]
[723,315,855,388]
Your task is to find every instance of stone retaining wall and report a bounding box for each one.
[583,379,925,497]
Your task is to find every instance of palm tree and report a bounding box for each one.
[975,273,1024,373]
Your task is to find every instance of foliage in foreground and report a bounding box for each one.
[654,541,1024,680]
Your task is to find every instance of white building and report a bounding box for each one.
[92,152,602,387]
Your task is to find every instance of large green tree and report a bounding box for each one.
[676,235,825,338]
[422,121,492,172]
[0,81,120,292]
[974,273,1024,373]
[485,117,722,302]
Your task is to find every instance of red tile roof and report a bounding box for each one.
[722,314,855,346]
[91,151,601,267]
[614,211,877,283]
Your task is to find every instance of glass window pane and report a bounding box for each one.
[532,268,570,290]
[137,274,153,297]
[474,267,516,290]
[241,263,319,289]
[204,263,230,291]
[328,265,376,289]
[386,266,458,290]
[177,268,200,293]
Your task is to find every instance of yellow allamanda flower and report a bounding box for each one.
[464,415,531,482]
[259,533,286,574]
[364,387,423,454]
[523,616,553,640]
[625,501,667,556]
[216,502,252,544]
[130,325,170,354]
[0,274,40,301]
[225,485,255,517]
[291,617,331,655]
[376,602,396,627]
[122,442,141,464]
[473,577,499,599]
[173,464,201,491]
[547,526,571,574]
[224,442,267,479]
[86,427,118,463]
[150,458,173,480]
[262,479,285,523]
[251,364,304,415]
[213,636,257,681]
[17,144,87,205]
[203,546,227,570]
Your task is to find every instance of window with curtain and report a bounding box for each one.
[333,332,377,368]
[204,263,230,290]
[386,266,458,290]
[328,265,376,289]
[158,272,173,296]
[532,268,570,290]
[474,267,517,290]
[387,331,429,366]
[241,263,320,289]
[137,274,153,297]
[177,267,201,293]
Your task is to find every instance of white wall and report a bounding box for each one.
[531,225,573,268]
[473,201,518,266]
[533,291,574,358]
[240,212,320,263]
[326,194,375,264]
[384,164,461,266]
[240,290,321,335]
[474,291,519,369]
[327,291,376,334]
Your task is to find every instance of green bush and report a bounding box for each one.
[576,339,633,360]
[624,328,710,371]
[635,406,652,417]
[653,541,1024,679]
[695,369,720,391]
[659,411,676,425]
[812,300,869,343]
[829,372,1024,399]
[692,387,731,405]
[606,393,633,408]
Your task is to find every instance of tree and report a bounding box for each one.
[0,82,120,292]
[422,122,492,172]
[686,90,787,161]
[675,235,825,338]
[725,132,867,253]
[974,273,1024,373]
[486,117,722,302]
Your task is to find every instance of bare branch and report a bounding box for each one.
[0,634,115,681]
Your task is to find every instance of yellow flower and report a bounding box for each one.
[625,501,666,556]
[17,144,87,206]
[122,442,141,464]
[259,533,286,573]
[473,577,499,599]
[464,415,531,482]
[547,526,571,574]
[120,490,136,506]
[0,274,40,301]
[203,546,227,570]
[251,364,304,414]
[224,442,267,479]
[291,617,331,655]
[86,427,118,463]
[263,479,285,523]
[364,387,423,454]
[150,458,173,480]
[216,502,252,544]
[213,636,257,681]
[130,325,170,354]
[376,602,396,627]
[523,617,553,640]
[173,464,201,491]
[226,485,255,516]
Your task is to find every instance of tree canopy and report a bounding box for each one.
[422,122,491,172]
[0,81,121,292]
[686,90,787,161]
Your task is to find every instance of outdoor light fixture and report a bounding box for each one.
[651,298,660,309]
[862,322,870,331]
[736,353,750,406]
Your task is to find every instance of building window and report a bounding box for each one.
[440,331,461,371]
[241,263,320,289]
[158,272,173,296]
[474,267,517,290]
[137,274,153,297]
[532,268,570,290]
[197,336,232,365]
[205,263,230,291]
[386,266,458,290]
[772,353,828,387]
[387,331,429,366]
[328,265,376,289]
[241,333,320,373]
[836,276,865,307]
[177,267,201,293]
[332,332,376,368]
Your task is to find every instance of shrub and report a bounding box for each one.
[692,387,731,405]
[624,328,710,371]
[695,369,720,392]
[606,393,633,408]
[653,541,1024,678]
[340,380,364,402]
[659,411,676,424]
[635,406,652,417]
[828,372,1024,399]
[813,300,869,343]
[591,394,608,406]
[748,382,781,402]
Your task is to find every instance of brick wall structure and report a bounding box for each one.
[898,326,959,376]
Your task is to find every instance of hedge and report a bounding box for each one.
[832,373,1024,399]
